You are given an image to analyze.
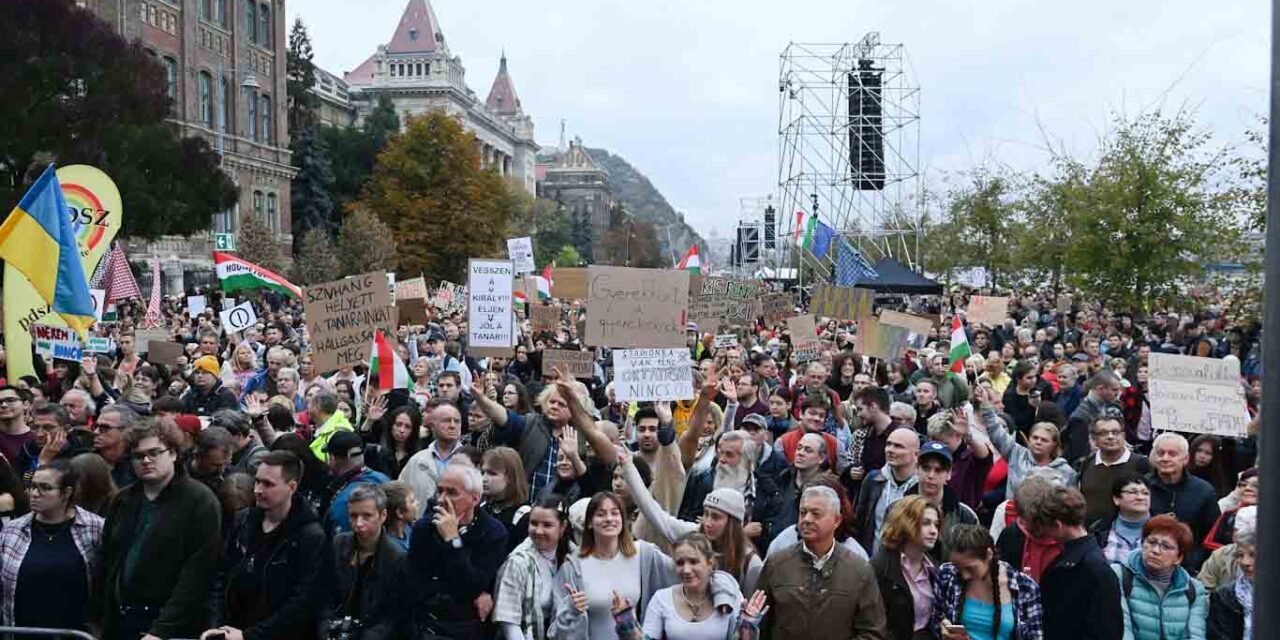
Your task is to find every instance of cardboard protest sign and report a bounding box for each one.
[551,268,588,299]
[760,291,796,325]
[687,276,763,331]
[396,298,431,326]
[304,271,397,372]
[467,260,516,357]
[147,341,185,366]
[219,301,258,335]
[90,289,106,322]
[530,304,559,333]
[811,284,874,323]
[853,316,913,361]
[789,315,820,362]
[433,281,460,310]
[395,277,429,302]
[585,266,688,348]
[613,348,695,402]
[134,328,171,353]
[1055,295,1072,314]
[966,296,1009,327]
[542,348,595,379]
[1148,353,1250,436]
[187,296,207,315]
[507,237,535,274]
[878,310,934,349]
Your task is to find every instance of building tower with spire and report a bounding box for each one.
[341,0,538,192]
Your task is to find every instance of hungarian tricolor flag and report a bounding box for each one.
[536,265,552,300]
[676,245,701,274]
[214,252,302,299]
[369,330,410,391]
[793,210,808,246]
[948,315,971,376]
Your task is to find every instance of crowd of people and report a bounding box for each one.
[0,284,1261,640]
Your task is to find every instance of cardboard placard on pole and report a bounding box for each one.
[760,291,796,325]
[507,237,535,274]
[1147,353,1250,436]
[219,301,258,335]
[467,259,516,358]
[304,271,397,372]
[530,304,559,333]
[789,315,819,362]
[395,277,429,302]
[585,266,688,348]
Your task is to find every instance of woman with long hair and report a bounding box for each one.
[975,385,1076,498]
[931,525,1043,640]
[1188,435,1230,497]
[610,532,748,640]
[828,353,861,402]
[369,405,422,478]
[220,340,258,389]
[1001,360,1052,434]
[67,453,117,517]
[495,494,574,640]
[873,496,942,640]
[502,380,534,415]
[482,447,532,551]
[617,447,762,593]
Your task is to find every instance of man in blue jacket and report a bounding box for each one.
[322,431,389,537]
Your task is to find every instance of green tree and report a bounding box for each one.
[570,208,595,263]
[1061,111,1244,309]
[286,17,318,132]
[292,226,340,285]
[337,206,397,276]
[290,121,335,252]
[0,0,235,237]
[938,169,1024,289]
[353,111,513,281]
[506,189,571,268]
[1014,160,1085,295]
[236,212,285,274]
[320,95,400,208]
[554,245,582,267]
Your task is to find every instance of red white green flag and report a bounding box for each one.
[213,252,302,299]
[536,265,552,300]
[369,330,410,391]
[676,244,701,274]
[948,315,971,376]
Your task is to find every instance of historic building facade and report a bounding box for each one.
[338,0,538,194]
[536,139,613,260]
[83,0,294,292]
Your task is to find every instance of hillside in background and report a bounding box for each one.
[586,148,706,264]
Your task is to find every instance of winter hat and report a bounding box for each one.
[192,356,220,377]
[703,488,746,522]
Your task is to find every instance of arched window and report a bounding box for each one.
[260,94,271,144]
[198,71,213,125]
[258,3,270,47]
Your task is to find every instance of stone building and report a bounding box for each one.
[536,139,613,260]
[314,67,357,128]
[339,0,538,193]
[82,0,295,292]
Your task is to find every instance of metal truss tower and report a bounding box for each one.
[776,33,921,280]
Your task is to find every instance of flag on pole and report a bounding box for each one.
[143,259,163,328]
[948,315,971,376]
[369,329,411,391]
[536,265,552,300]
[213,252,302,299]
[103,243,142,302]
[834,237,880,286]
[793,210,808,246]
[675,244,701,275]
[802,219,835,259]
[0,165,97,337]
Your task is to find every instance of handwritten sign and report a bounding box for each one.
[613,348,694,401]
[32,324,82,361]
[687,276,763,331]
[304,272,397,372]
[1148,353,1250,436]
[507,237,535,274]
[220,300,258,335]
[811,284,874,322]
[714,334,739,349]
[187,296,207,315]
[541,348,595,379]
[467,259,516,358]
[854,316,913,361]
[85,336,116,354]
[530,304,559,333]
[789,315,820,363]
[760,291,796,325]
[396,277,429,302]
[878,310,933,349]
[551,268,588,299]
[585,266,688,348]
[966,296,1009,327]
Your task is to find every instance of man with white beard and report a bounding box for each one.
[678,429,782,550]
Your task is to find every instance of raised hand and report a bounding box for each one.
[611,590,633,615]
[366,394,389,422]
[654,400,673,424]
[564,584,588,613]
[560,428,582,464]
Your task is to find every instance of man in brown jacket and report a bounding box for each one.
[756,485,886,640]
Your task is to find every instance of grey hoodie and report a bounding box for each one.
[979,407,1078,497]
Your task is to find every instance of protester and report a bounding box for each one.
[1075,415,1150,524]
[1145,433,1220,572]
[1063,372,1123,462]
[1207,518,1255,640]
[317,483,406,640]
[322,431,390,537]
[853,427,920,555]
[481,446,532,551]
[931,524,1043,640]
[974,385,1076,497]
[182,355,239,417]
[1112,514,1207,640]
[871,495,941,640]
[495,494,574,640]
[94,405,140,488]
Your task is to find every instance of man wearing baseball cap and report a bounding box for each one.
[180,355,238,417]
[321,430,389,538]
[907,440,978,563]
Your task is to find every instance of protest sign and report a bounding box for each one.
[395,277,429,302]
[789,315,820,362]
[878,310,933,349]
[187,296,207,315]
[147,341,185,366]
[714,334,739,349]
[31,324,82,361]
[613,348,695,402]
[396,298,430,326]
[585,266,688,348]
[467,259,516,357]
[304,271,397,372]
[530,304,559,333]
[687,276,763,331]
[1148,353,1250,437]
[551,268,588,299]
[966,296,1009,327]
[541,348,595,379]
[761,291,796,325]
[90,289,106,322]
[1055,295,1072,314]
[507,237,536,274]
[134,328,171,353]
[219,301,258,335]
[854,316,913,361]
[810,284,874,323]
[85,336,115,354]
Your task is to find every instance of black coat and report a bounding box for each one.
[319,532,407,640]
[678,461,783,550]
[1039,535,1123,640]
[181,380,239,417]
[406,501,508,640]
[1207,582,1245,640]
[212,494,330,640]
[870,549,937,640]
[1144,470,1220,572]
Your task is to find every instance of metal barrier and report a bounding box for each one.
[0,627,95,640]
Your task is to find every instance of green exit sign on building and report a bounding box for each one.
[214,233,235,251]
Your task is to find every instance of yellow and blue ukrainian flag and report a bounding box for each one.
[0,165,96,337]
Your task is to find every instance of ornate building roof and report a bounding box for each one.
[485,55,522,115]
[386,0,446,55]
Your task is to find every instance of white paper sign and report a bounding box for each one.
[1148,353,1250,437]
[220,300,258,335]
[507,237,535,274]
[467,259,516,356]
[613,348,695,402]
[31,324,82,361]
[85,336,116,354]
[187,295,207,315]
[714,334,739,349]
[90,289,106,322]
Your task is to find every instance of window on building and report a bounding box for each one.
[258,3,270,47]
[246,88,257,140]
[253,191,264,218]
[215,0,226,25]
[266,193,277,231]
[220,75,230,131]
[199,0,209,20]
[214,208,234,234]
[416,62,423,76]
[245,0,257,43]
[425,62,430,74]
[163,57,178,108]
[260,94,271,144]
[198,71,213,125]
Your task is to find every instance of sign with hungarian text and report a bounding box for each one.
[613,348,694,401]
[304,272,397,372]
[467,260,516,357]
[1148,353,1250,437]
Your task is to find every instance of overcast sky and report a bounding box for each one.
[290,0,1268,239]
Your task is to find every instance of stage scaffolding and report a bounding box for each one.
[776,33,922,281]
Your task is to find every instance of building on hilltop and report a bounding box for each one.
[336,0,538,193]
[536,138,613,261]
[82,0,295,293]
[314,67,356,128]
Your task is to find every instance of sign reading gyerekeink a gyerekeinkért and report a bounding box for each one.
[586,266,688,348]
[467,259,516,357]
[541,348,595,379]
[304,271,397,372]
[1147,353,1251,437]
[613,348,694,402]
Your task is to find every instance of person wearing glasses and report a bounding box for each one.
[93,405,140,488]
[1111,514,1208,640]
[94,418,222,640]
[1075,416,1150,524]
[0,459,104,631]
[1093,476,1152,564]
[15,402,90,487]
